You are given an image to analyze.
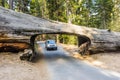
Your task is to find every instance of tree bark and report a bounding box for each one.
[0,6,120,53]
[1,0,5,7]
[9,0,13,10]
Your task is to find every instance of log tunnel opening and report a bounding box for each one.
[27,32,91,61]
[0,32,91,61]
[78,35,91,46]
[77,35,91,55]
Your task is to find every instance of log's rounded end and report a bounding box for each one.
[0,43,30,52]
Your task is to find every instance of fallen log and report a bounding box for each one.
[0,6,120,53]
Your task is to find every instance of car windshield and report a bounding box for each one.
[47,40,55,44]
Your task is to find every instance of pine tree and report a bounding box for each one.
[0,0,5,7]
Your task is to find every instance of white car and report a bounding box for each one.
[45,40,57,50]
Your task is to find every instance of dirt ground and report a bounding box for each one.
[0,44,120,80]
[0,52,50,80]
[90,52,120,73]
[61,44,120,73]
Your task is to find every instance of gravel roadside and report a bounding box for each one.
[91,52,120,73]
[0,44,120,80]
[0,52,50,80]
[61,44,120,73]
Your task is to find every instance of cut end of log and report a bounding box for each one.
[0,43,30,53]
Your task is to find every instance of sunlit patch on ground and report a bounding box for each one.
[72,52,107,68]
[0,52,50,80]
[62,44,120,73]
[57,58,66,64]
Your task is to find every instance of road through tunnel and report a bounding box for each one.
[23,32,91,62]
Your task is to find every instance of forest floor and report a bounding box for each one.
[0,44,120,80]
[0,52,50,80]
[61,44,120,73]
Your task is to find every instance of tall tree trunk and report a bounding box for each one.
[1,0,5,7]
[56,34,59,43]
[17,0,22,12]
[66,0,71,24]
[9,0,13,10]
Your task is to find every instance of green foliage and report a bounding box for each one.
[110,0,120,32]
[0,0,4,7]
[14,0,30,13]
[30,0,49,18]
[93,0,114,29]
[1,0,120,32]
[59,35,77,45]
[47,0,67,22]
[0,0,9,8]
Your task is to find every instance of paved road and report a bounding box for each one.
[37,42,120,80]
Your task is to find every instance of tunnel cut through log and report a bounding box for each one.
[77,35,91,55]
[0,32,91,61]
[28,32,91,61]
